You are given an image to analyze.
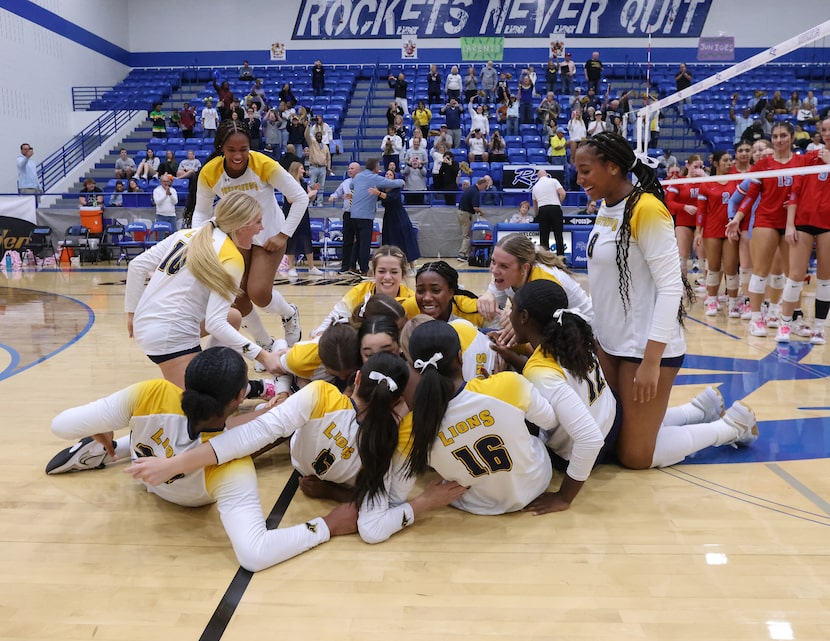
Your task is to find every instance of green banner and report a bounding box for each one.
[460,37,504,61]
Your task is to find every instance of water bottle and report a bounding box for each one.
[4,252,11,271]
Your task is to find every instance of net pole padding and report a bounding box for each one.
[633,19,830,157]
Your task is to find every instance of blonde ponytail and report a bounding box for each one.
[187,191,262,300]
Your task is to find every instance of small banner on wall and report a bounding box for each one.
[270,42,287,61]
[697,36,735,61]
[549,34,566,59]
[402,36,418,59]
[460,37,504,61]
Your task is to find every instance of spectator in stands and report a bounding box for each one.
[278,83,296,106]
[169,108,181,132]
[304,124,332,207]
[804,90,818,111]
[158,149,179,177]
[445,66,463,102]
[786,90,801,114]
[537,92,561,127]
[456,176,489,261]
[78,177,104,208]
[286,115,306,148]
[504,95,519,136]
[518,74,535,124]
[567,108,587,160]
[201,98,219,140]
[246,106,262,151]
[587,110,607,137]
[806,129,824,151]
[468,97,489,136]
[489,131,508,163]
[481,61,498,104]
[760,110,777,137]
[412,101,432,139]
[150,103,167,139]
[559,52,575,95]
[262,108,286,154]
[311,114,333,147]
[584,51,603,93]
[548,127,567,165]
[180,102,196,139]
[730,96,754,144]
[114,148,136,181]
[496,71,512,105]
[249,79,267,109]
[576,199,598,216]
[238,60,254,81]
[427,64,442,104]
[408,128,425,150]
[797,99,818,125]
[392,115,407,145]
[656,148,678,178]
[435,124,454,151]
[279,144,303,171]
[350,158,404,274]
[109,180,125,207]
[441,98,464,149]
[388,72,409,115]
[768,91,788,115]
[381,126,403,172]
[403,137,428,166]
[464,67,479,103]
[16,142,39,194]
[544,59,558,95]
[466,129,489,163]
[212,77,235,107]
[431,141,447,184]
[152,174,178,229]
[740,118,765,144]
[794,123,811,150]
[508,200,534,224]
[220,98,244,123]
[386,101,403,129]
[674,63,692,113]
[402,156,427,205]
[177,149,201,183]
[127,178,142,193]
[526,66,538,96]
[135,148,160,184]
[311,60,325,97]
[438,151,460,206]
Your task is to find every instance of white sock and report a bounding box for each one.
[650,420,737,467]
[259,288,293,318]
[662,400,705,427]
[113,435,132,461]
[242,309,272,345]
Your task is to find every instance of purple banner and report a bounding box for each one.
[697,36,735,61]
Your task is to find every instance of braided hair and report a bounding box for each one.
[181,347,248,429]
[576,132,692,322]
[184,119,253,227]
[415,261,478,321]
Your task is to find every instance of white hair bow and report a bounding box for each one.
[552,308,590,325]
[358,293,371,317]
[368,370,398,392]
[413,352,443,372]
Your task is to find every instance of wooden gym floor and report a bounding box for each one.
[1,265,828,641]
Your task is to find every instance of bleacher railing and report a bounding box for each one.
[72,86,115,111]
[38,109,143,193]
[353,68,380,160]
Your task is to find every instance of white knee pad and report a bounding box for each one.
[725,273,739,291]
[817,279,830,303]
[739,268,751,286]
[782,278,804,304]
[705,270,722,287]
[748,274,767,295]
[769,273,786,290]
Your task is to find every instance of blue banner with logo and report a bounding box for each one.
[293,0,713,41]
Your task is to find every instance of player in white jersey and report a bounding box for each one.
[46,348,356,572]
[501,280,758,506]
[189,119,307,357]
[125,191,282,387]
[575,132,757,470]
[476,234,593,345]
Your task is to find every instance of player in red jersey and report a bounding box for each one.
[665,155,706,281]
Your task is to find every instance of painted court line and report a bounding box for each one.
[766,463,830,516]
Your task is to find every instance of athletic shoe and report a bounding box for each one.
[705,299,718,316]
[774,323,791,343]
[456,253,468,262]
[740,300,752,321]
[718,294,729,304]
[766,313,780,328]
[722,401,759,447]
[260,380,276,400]
[795,321,812,338]
[45,436,116,475]
[695,284,707,295]
[287,268,298,278]
[811,330,827,345]
[728,301,742,318]
[254,336,276,372]
[749,319,767,337]
[282,304,301,347]
[308,267,324,276]
[691,386,725,423]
